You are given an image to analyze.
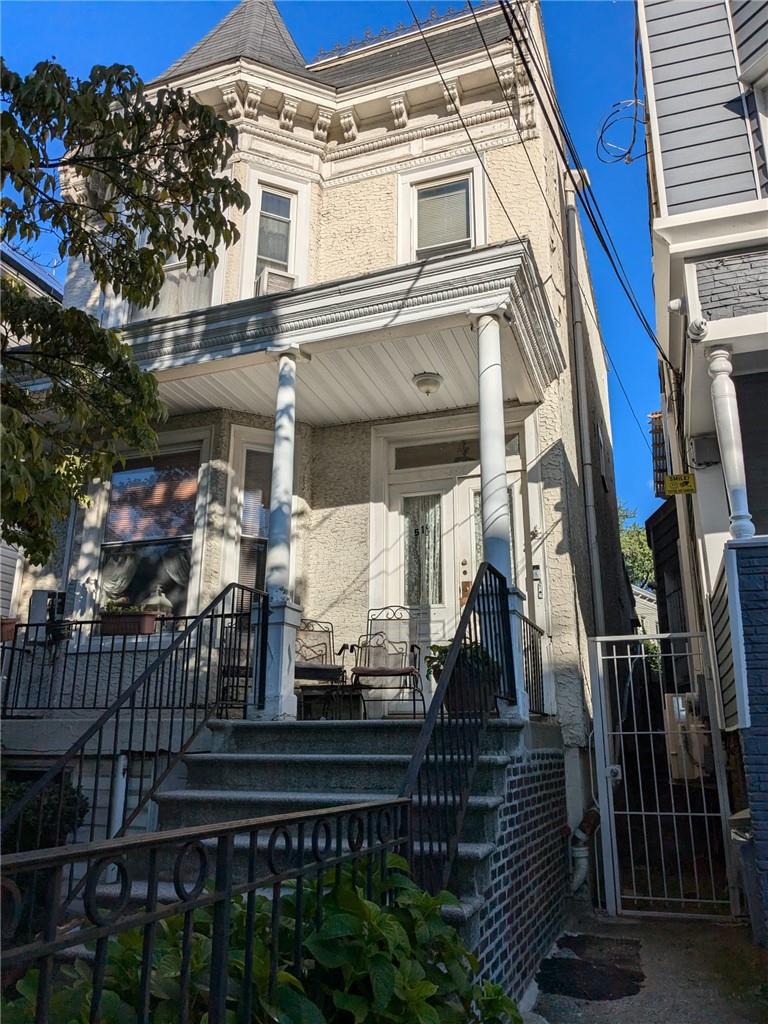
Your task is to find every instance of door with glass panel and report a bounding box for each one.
[454,473,524,604]
[235,448,272,590]
[388,483,457,645]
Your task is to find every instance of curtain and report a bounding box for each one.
[404,494,442,606]
[162,546,191,587]
[100,549,138,602]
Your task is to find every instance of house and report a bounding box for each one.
[2,0,632,997]
[637,0,768,937]
[0,246,63,621]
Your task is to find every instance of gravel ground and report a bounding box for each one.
[534,912,768,1024]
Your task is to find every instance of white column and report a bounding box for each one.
[265,352,298,595]
[252,351,300,720]
[477,313,514,585]
[707,347,755,540]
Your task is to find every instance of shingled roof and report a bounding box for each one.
[154,0,309,83]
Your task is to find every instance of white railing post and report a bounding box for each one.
[707,347,755,540]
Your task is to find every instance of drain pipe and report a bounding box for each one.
[564,172,606,640]
[571,805,600,892]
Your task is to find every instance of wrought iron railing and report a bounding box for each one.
[400,562,516,893]
[2,613,201,715]
[515,609,546,715]
[1,584,268,857]
[0,799,409,1022]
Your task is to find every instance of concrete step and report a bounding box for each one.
[207,716,524,757]
[155,788,503,844]
[182,751,510,795]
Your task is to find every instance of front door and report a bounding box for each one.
[387,470,524,647]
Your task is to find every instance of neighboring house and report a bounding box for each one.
[0,246,64,619]
[4,0,632,995]
[632,584,658,636]
[638,0,768,936]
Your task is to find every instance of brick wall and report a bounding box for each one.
[475,723,568,1000]
[695,249,768,321]
[736,541,768,935]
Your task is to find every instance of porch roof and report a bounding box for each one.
[125,240,565,426]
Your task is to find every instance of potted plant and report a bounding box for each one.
[1,617,17,643]
[426,642,501,714]
[99,601,158,637]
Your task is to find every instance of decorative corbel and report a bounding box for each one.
[443,79,462,115]
[498,66,516,103]
[221,83,244,121]
[279,96,299,132]
[389,93,410,129]
[313,106,333,142]
[242,84,263,122]
[339,108,359,142]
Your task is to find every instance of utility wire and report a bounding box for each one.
[464,1,653,452]
[500,0,669,369]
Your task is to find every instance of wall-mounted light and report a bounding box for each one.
[412,371,443,397]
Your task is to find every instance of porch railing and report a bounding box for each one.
[1,583,268,858]
[515,609,546,715]
[2,613,203,715]
[400,562,516,893]
[0,799,409,1023]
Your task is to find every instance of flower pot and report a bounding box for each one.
[1,617,17,643]
[99,612,158,637]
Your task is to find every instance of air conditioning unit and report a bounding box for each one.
[255,268,296,297]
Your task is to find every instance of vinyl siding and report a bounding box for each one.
[0,542,19,617]
[730,0,768,78]
[643,0,759,214]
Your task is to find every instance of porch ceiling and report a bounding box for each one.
[158,322,528,425]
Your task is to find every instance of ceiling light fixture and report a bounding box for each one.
[412,371,443,397]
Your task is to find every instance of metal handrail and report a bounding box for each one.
[1,583,268,854]
[514,608,546,715]
[400,562,516,892]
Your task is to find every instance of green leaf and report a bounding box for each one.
[332,990,369,1022]
[276,985,327,1024]
[369,953,395,1010]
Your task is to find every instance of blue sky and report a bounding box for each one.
[1,0,662,525]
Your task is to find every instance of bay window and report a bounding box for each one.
[99,449,201,615]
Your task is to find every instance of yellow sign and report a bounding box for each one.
[664,473,696,496]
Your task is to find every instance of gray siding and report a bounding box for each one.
[0,542,19,617]
[695,248,768,320]
[643,0,759,214]
[735,541,768,936]
[710,561,738,729]
[730,0,768,78]
[735,371,768,536]
[745,88,768,196]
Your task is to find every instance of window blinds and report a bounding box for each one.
[416,179,471,255]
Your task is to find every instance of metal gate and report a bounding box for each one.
[590,633,735,917]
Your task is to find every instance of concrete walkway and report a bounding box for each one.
[533,913,768,1024]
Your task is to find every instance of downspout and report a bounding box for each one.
[565,173,606,898]
[564,172,606,639]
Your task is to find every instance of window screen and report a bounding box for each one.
[100,449,201,614]
[416,178,471,258]
[238,449,272,590]
[256,190,292,280]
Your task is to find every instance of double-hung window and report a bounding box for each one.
[415,176,472,259]
[237,449,272,589]
[99,449,201,615]
[256,189,293,280]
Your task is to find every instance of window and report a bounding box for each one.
[256,189,292,280]
[99,449,201,615]
[238,449,272,589]
[394,434,519,471]
[415,177,472,259]
[403,493,442,605]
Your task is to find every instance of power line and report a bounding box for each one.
[500,0,669,369]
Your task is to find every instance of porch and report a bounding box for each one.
[82,240,562,718]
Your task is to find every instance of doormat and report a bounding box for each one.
[536,933,644,1001]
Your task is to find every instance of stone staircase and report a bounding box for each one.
[154,716,525,945]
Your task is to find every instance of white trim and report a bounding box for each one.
[636,0,668,218]
[396,156,487,265]
[222,424,274,589]
[72,427,213,619]
[723,543,751,729]
[240,167,310,298]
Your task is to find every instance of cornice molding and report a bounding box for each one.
[124,241,564,398]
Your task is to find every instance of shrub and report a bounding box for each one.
[2,856,522,1024]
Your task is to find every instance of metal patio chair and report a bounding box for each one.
[349,606,424,719]
[295,618,354,719]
